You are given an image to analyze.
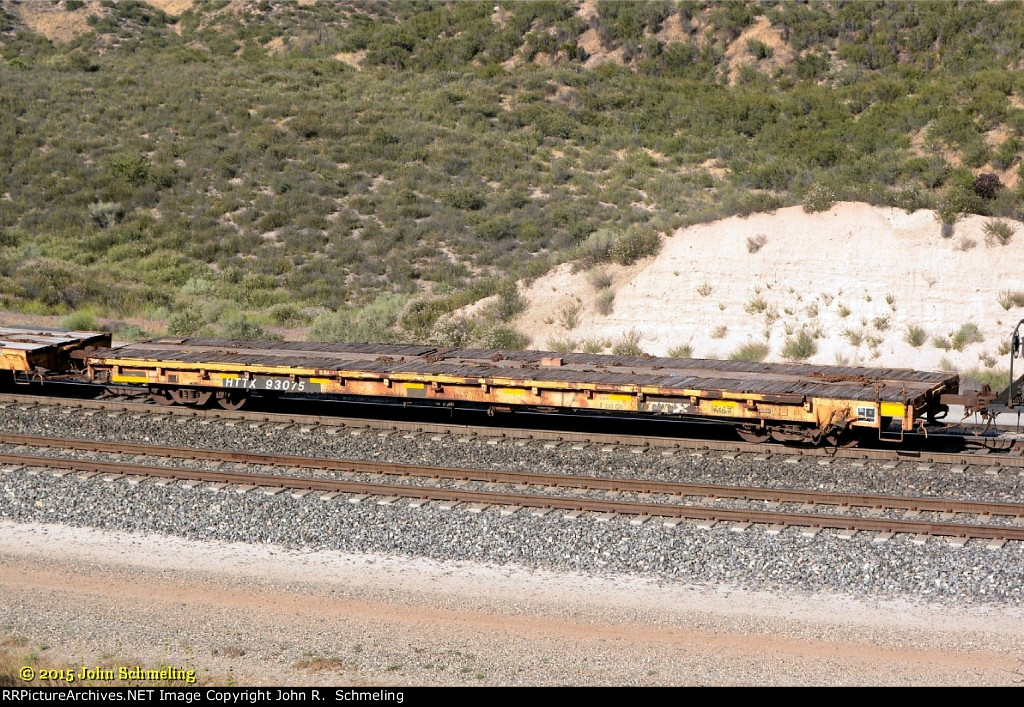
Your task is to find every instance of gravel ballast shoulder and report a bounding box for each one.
[0,403,1022,604]
[2,403,1024,685]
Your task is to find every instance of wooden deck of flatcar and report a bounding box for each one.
[93,337,956,406]
[0,327,111,373]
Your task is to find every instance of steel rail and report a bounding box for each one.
[4,452,1023,541]
[4,392,1024,468]
[3,432,1024,518]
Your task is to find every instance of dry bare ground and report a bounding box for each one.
[2,522,1023,687]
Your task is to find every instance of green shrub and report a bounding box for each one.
[611,228,661,266]
[167,309,204,337]
[729,341,769,362]
[580,337,609,354]
[959,368,1010,393]
[893,184,926,214]
[219,312,271,341]
[441,186,487,211]
[782,330,816,360]
[60,310,99,331]
[268,304,311,327]
[308,293,407,343]
[904,325,928,348]
[108,153,151,187]
[802,184,836,213]
[934,185,977,229]
[950,322,983,351]
[747,39,773,60]
[113,323,148,341]
[483,285,525,322]
[577,229,616,266]
[668,344,693,358]
[612,328,644,356]
[479,325,528,350]
[88,202,124,229]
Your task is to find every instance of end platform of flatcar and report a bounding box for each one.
[0,326,111,380]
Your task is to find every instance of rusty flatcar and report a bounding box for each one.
[74,335,958,446]
[0,326,111,382]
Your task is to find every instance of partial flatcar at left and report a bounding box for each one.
[0,326,111,383]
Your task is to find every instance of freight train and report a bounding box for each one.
[4,324,1010,447]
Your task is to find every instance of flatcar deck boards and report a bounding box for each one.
[0,327,111,372]
[93,337,956,406]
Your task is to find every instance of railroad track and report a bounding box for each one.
[3,432,1023,545]
[4,392,1024,470]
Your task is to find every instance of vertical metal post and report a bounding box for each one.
[1010,319,1024,410]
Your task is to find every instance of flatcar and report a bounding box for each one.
[0,326,111,381]
[0,325,977,446]
[71,332,966,446]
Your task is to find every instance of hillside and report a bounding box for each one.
[1,0,1024,374]
[504,202,1020,384]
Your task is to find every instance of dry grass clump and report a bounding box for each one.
[997,290,1024,310]
[558,300,582,330]
[587,267,613,290]
[746,234,767,253]
[545,337,578,352]
[745,294,768,314]
[983,219,1015,246]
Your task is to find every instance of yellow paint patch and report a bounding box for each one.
[606,394,632,402]
[112,375,149,384]
[880,402,905,418]
[500,388,527,396]
[709,400,738,415]
[404,383,425,390]
[310,378,331,384]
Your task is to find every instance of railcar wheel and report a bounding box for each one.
[215,391,247,410]
[149,387,176,406]
[737,426,771,443]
